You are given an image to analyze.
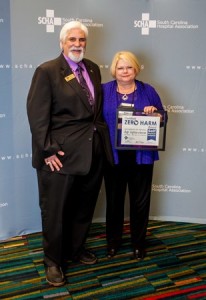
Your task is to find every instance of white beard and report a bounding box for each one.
[68,47,84,63]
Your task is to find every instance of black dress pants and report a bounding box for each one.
[104,161,154,249]
[37,132,104,267]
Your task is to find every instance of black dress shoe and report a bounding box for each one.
[133,248,146,260]
[76,250,97,265]
[45,265,65,287]
[107,248,117,259]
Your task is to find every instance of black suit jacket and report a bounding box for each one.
[27,53,113,175]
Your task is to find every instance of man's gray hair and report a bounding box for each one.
[59,21,88,49]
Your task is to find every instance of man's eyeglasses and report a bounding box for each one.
[67,37,87,43]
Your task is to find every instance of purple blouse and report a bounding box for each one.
[102,80,165,165]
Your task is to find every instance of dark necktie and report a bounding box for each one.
[76,65,94,107]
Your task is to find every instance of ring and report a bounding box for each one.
[46,161,52,165]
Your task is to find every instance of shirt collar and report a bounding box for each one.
[63,54,84,72]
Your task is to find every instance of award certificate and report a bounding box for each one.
[115,107,167,151]
[121,114,160,146]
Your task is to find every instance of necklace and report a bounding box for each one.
[117,83,136,101]
[122,94,128,101]
[117,82,137,107]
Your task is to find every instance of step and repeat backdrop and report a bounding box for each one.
[0,0,206,240]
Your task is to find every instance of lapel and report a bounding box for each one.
[59,54,93,112]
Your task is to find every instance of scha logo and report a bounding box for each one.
[38,9,62,32]
[134,13,156,35]
[134,13,199,35]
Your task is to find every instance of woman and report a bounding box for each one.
[102,51,167,260]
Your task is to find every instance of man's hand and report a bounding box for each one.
[44,151,65,171]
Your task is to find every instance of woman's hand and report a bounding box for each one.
[144,106,163,121]
[44,151,65,171]
[143,106,157,114]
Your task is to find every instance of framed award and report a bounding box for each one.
[115,106,167,151]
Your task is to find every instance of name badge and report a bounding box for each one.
[65,74,75,82]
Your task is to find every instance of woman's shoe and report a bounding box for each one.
[133,247,146,260]
[107,247,117,258]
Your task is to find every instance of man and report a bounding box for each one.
[27,21,113,287]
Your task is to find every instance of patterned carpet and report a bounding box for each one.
[0,220,206,299]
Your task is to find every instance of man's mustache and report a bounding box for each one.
[70,47,84,51]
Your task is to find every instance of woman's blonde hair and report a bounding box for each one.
[110,51,141,78]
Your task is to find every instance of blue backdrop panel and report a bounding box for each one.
[0,0,206,240]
